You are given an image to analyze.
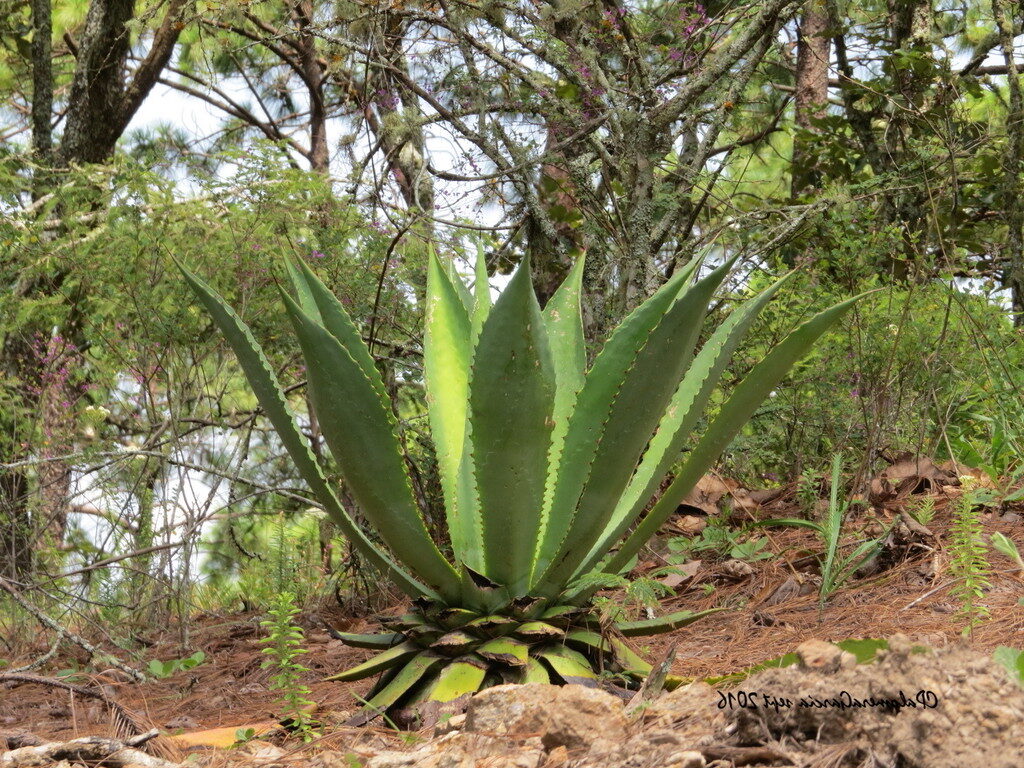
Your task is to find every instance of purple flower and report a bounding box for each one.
[310,250,326,259]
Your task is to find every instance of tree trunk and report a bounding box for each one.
[992,0,1024,324]
[293,0,328,174]
[59,0,189,165]
[58,0,135,165]
[30,0,53,162]
[791,0,830,197]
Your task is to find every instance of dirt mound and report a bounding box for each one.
[302,636,1024,768]
[721,635,1024,768]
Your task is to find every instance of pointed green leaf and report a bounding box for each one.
[326,641,418,681]
[614,607,728,637]
[521,657,551,684]
[471,242,491,336]
[425,657,487,703]
[287,257,383,388]
[477,637,530,667]
[532,258,702,584]
[279,291,460,598]
[563,629,611,654]
[576,273,795,576]
[536,645,598,685]
[609,638,653,674]
[327,630,404,649]
[606,294,868,575]
[537,257,587,563]
[175,260,431,600]
[535,259,733,591]
[468,258,556,591]
[344,652,445,726]
[425,251,474,560]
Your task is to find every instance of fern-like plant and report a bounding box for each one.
[950,478,992,635]
[180,252,862,725]
[260,592,318,739]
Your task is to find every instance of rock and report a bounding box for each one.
[464,683,627,751]
[719,559,754,579]
[242,741,285,760]
[796,639,854,673]
[162,716,199,730]
[433,713,465,737]
[365,732,543,768]
[544,746,569,765]
[665,752,705,768]
[638,682,726,747]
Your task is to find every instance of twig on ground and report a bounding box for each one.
[0,578,147,683]
[0,735,181,768]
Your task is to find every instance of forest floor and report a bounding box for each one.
[3,457,1024,766]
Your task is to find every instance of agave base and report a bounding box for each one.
[328,599,722,727]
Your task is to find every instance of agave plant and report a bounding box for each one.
[179,251,859,725]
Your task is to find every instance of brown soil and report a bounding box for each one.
[2,489,1024,766]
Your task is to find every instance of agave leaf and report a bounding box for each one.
[532,257,702,584]
[477,637,530,667]
[380,612,432,632]
[344,652,445,726]
[521,657,551,684]
[175,261,432,600]
[537,258,587,569]
[471,242,491,336]
[542,256,587,438]
[283,258,320,317]
[424,251,474,559]
[615,607,729,637]
[535,259,734,592]
[464,615,517,636]
[442,247,474,315]
[425,657,487,703]
[326,630,403,650]
[563,629,611,654]
[514,621,564,640]
[604,294,867,577]
[430,631,477,656]
[279,290,460,598]
[326,641,419,682]
[609,638,653,675]
[286,257,382,388]
[437,607,479,629]
[468,258,556,591]
[576,273,796,576]
[536,645,599,686]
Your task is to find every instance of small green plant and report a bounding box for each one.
[993,646,1024,687]
[796,468,820,517]
[623,575,674,617]
[905,496,936,526]
[260,592,318,740]
[949,478,992,636]
[728,536,773,562]
[232,727,258,746]
[148,651,206,679]
[666,518,771,562]
[990,532,1024,571]
[757,454,891,611]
